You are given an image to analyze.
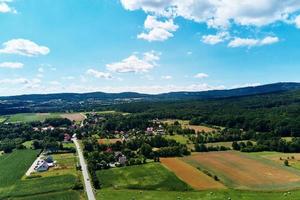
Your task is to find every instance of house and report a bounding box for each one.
[45,156,54,164]
[41,126,54,132]
[118,155,127,165]
[64,133,71,142]
[146,127,154,135]
[156,125,165,135]
[35,160,49,172]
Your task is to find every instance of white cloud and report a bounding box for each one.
[187,51,192,55]
[161,75,172,80]
[106,51,160,73]
[295,15,300,28]
[49,81,61,85]
[0,39,50,57]
[0,1,16,14]
[137,15,178,42]
[38,67,44,73]
[231,83,261,89]
[194,73,209,79]
[260,36,279,45]
[202,32,229,45]
[121,0,300,42]
[0,62,23,69]
[0,77,41,89]
[228,36,279,48]
[86,69,112,79]
[36,74,44,78]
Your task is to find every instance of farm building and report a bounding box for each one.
[35,160,49,172]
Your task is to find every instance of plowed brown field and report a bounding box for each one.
[61,113,86,122]
[160,158,226,190]
[183,151,300,190]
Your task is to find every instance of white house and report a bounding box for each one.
[35,160,49,172]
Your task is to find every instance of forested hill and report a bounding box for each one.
[0,82,300,115]
[113,89,300,136]
[1,82,300,102]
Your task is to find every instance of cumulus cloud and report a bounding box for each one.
[0,0,16,14]
[194,73,209,79]
[202,32,229,45]
[0,39,50,57]
[106,51,160,73]
[86,69,113,79]
[295,15,300,28]
[228,36,279,48]
[0,62,23,69]
[138,15,178,41]
[120,0,300,43]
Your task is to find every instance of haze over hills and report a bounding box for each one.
[1,82,300,102]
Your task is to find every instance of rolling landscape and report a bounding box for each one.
[1,1,300,200]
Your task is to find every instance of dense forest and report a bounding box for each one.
[112,90,300,137]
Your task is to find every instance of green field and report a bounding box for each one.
[250,151,300,170]
[22,141,33,149]
[0,150,81,200]
[96,163,191,191]
[165,134,191,144]
[0,149,39,187]
[97,189,300,200]
[0,116,7,123]
[13,191,80,200]
[5,113,61,123]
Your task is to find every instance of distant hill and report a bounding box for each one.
[1,82,300,102]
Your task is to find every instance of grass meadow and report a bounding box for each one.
[0,149,39,187]
[97,189,300,200]
[5,113,61,123]
[0,116,7,123]
[0,150,81,200]
[96,162,191,191]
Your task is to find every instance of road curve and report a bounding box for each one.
[72,138,96,200]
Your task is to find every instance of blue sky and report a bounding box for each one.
[0,0,300,95]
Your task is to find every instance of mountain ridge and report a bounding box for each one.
[1,82,300,101]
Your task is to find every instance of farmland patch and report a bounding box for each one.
[161,158,225,190]
[182,151,300,190]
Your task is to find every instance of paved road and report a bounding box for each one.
[73,138,96,200]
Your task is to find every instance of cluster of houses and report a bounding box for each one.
[34,155,56,172]
[108,151,127,168]
[146,125,165,135]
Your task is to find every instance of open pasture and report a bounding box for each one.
[0,149,39,187]
[97,188,300,200]
[96,162,191,191]
[98,138,123,145]
[165,134,191,144]
[162,119,216,133]
[0,116,7,123]
[182,151,300,190]
[251,152,300,170]
[60,113,86,122]
[6,113,60,123]
[13,191,81,200]
[160,158,225,190]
